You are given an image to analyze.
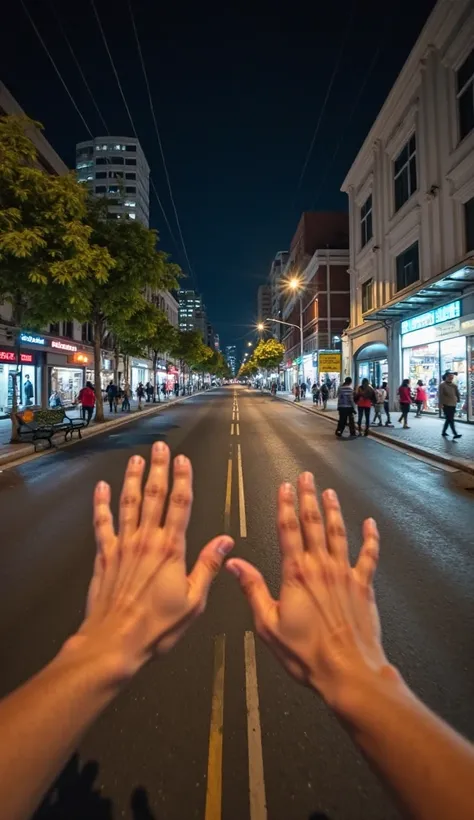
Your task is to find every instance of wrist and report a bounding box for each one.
[57,632,142,692]
[329,662,408,725]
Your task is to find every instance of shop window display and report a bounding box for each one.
[403,343,439,411]
[440,337,467,418]
[49,367,83,406]
[357,358,388,387]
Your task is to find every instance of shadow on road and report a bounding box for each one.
[33,754,159,820]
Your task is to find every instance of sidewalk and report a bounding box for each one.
[276,390,474,474]
[0,395,191,467]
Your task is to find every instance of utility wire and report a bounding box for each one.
[20,0,93,136]
[295,0,357,194]
[49,0,109,134]
[88,0,180,253]
[128,0,196,286]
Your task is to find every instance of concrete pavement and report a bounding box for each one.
[0,387,473,819]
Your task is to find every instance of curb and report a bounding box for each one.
[273,394,474,477]
[0,392,202,469]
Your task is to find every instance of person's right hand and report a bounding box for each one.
[227,473,392,714]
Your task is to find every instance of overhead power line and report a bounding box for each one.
[49,0,109,134]
[295,0,357,195]
[128,0,196,286]
[88,0,182,258]
[20,0,93,137]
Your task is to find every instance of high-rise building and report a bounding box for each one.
[75,136,150,226]
[225,345,237,375]
[257,284,272,322]
[178,290,208,341]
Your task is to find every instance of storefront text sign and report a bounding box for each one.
[0,350,33,363]
[19,333,45,345]
[318,352,341,372]
[51,340,78,353]
[402,317,461,348]
[401,301,460,335]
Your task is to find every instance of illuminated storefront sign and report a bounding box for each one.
[67,352,90,365]
[19,333,45,345]
[401,301,460,335]
[0,350,33,363]
[401,318,461,349]
[318,352,342,372]
[51,339,78,353]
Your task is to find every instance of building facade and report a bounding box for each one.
[268,251,289,339]
[257,284,272,323]
[342,0,474,421]
[76,136,150,226]
[225,345,237,375]
[178,290,208,341]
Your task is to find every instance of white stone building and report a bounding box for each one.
[342,0,474,420]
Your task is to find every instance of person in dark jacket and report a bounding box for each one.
[354,379,376,436]
[382,381,392,426]
[106,381,118,413]
[145,381,154,402]
[336,377,356,437]
[439,372,462,438]
[23,375,34,406]
[320,382,329,410]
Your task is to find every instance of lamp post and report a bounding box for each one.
[286,277,305,386]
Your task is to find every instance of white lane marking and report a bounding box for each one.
[244,631,267,820]
[237,443,247,538]
[231,423,234,436]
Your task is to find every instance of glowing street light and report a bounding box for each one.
[257,322,265,332]
[247,341,252,347]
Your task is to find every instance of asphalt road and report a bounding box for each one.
[0,386,473,820]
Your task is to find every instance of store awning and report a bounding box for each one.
[364,260,474,323]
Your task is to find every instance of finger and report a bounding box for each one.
[322,489,349,564]
[226,558,277,634]
[163,455,193,553]
[297,472,327,555]
[140,441,170,528]
[355,518,380,586]
[93,481,115,553]
[187,535,234,610]
[277,483,304,573]
[119,455,145,542]
[91,481,120,613]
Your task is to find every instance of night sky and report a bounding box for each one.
[2,0,436,351]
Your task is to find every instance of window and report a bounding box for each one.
[95,171,107,179]
[126,186,136,194]
[360,195,373,247]
[394,134,417,211]
[456,49,474,140]
[96,157,107,166]
[107,213,121,220]
[396,241,419,292]
[96,144,109,151]
[76,160,94,170]
[82,322,93,343]
[62,321,73,338]
[125,144,136,152]
[108,186,120,194]
[361,279,373,313]
[465,196,474,252]
[95,186,106,194]
[108,171,123,179]
[125,172,136,180]
[110,156,124,165]
[124,200,136,207]
[125,158,136,166]
[128,213,136,219]
[113,144,126,151]
[50,322,60,335]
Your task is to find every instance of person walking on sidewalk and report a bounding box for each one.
[335,377,356,437]
[78,381,95,425]
[311,382,320,405]
[320,381,329,410]
[398,379,412,429]
[136,382,146,410]
[382,381,392,426]
[145,381,154,403]
[121,382,131,412]
[354,378,375,436]
[415,380,427,417]
[293,383,300,402]
[106,381,118,413]
[373,385,386,426]
[300,381,306,400]
[439,372,462,439]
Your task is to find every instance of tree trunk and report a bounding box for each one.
[153,350,159,402]
[94,325,105,423]
[9,337,21,444]
[114,345,120,384]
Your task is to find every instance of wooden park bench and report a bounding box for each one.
[15,408,86,451]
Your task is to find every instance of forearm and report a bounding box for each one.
[0,642,122,820]
[337,667,474,820]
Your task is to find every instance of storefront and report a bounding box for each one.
[0,349,41,413]
[354,343,388,387]
[401,301,472,420]
[131,358,152,393]
[317,351,342,394]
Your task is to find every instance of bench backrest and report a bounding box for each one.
[34,408,66,425]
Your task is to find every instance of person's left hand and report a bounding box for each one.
[67,442,234,681]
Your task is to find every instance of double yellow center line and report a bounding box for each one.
[225,391,247,537]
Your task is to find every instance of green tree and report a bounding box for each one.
[172,330,207,391]
[0,115,113,439]
[253,338,285,370]
[239,359,258,379]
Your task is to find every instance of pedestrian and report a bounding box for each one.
[106,380,118,413]
[78,381,95,424]
[161,382,168,401]
[293,383,300,402]
[136,382,145,410]
[382,381,392,426]
[320,381,329,410]
[335,377,356,437]
[415,380,427,417]
[145,381,154,403]
[397,378,412,429]
[354,378,376,436]
[300,382,306,400]
[49,389,62,408]
[439,371,462,439]
[23,374,34,406]
[373,385,386,426]
[174,382,179,397]
[122,382,131,412]
[311,382,320,405]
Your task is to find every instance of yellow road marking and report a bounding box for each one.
[205,634,226,820]
[244,632,267,820]
[237,443,247,538]
[224,457,232,532]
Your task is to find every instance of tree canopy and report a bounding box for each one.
[252,338,285,370]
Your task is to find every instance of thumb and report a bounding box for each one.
[226,558,276,630]
[187,535,234,610]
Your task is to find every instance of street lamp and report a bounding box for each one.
[247,341,252,347]
[281,277,305,385]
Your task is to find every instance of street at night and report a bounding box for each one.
[0,388,473,820]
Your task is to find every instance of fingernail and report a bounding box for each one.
[303,472,314,487]
[154,441,166,452]
[283,482,293,492]
[132,455,142,465]
[176,454,187,466]
[227,562,240,578]
[216,538,233,556]
[97,481,107,492]
[326,489,337,500]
